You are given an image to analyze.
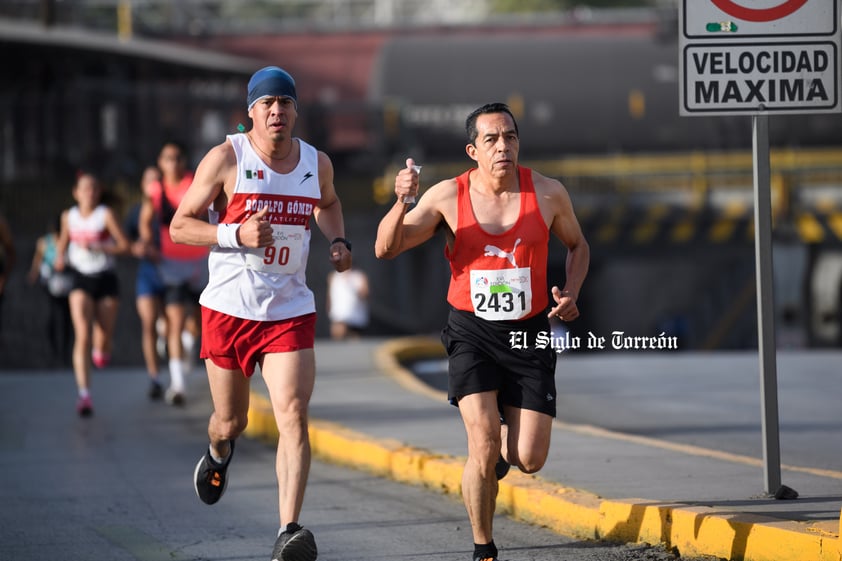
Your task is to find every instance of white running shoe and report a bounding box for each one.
[165,387,185,406]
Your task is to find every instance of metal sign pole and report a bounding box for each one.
[681,0,839,496]
[752,113,782,494]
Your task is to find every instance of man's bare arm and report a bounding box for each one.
[134,198,160,260]
[375,164,449,259]
[546,177,590,320]
[312,151,351,272]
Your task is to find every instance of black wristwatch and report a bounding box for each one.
[331,237,352,251]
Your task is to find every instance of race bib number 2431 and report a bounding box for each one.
[469,268,532,321]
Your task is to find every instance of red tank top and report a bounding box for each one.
[149,173,209,261]
[445,166,549,320]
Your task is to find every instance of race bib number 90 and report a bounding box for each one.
[244,224,305,275]
[469,268,532,321]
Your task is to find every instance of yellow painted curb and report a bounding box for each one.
[246,389,603,539]
[244,338,842,561]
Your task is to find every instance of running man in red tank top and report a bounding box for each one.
[375,103,589,561]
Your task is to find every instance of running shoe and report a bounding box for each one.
[165,387,185,406]
[271,523,317,561]
[76,395,93,417]
[473,542,498,561]
[495,453,511,480]
[193,441,235,505]
[496,412,510,480]
[148,380,164,400]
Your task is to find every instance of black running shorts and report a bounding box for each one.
[71,269,120,301]
[440,307,557,417]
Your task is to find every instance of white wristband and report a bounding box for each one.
[216,223,242,248]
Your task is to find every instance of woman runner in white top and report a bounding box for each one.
[55,172,130,417]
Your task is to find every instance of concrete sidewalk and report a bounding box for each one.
[244,337,842,561]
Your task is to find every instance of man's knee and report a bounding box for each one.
[516,455,547,474]
[506,429,550,473]
[274,399,310,430]
[468,433,502,467]
[212,412,248,439]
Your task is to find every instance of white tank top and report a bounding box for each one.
[199,133,321,321]
[328,269,369,327]
[67,205,115,275]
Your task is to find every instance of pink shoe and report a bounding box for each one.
[92,350,111,369]
[76,395,93,417]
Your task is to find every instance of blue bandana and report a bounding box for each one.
[247,66,297,110]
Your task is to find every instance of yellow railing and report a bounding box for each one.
[375,147,842,211]
[373,147,842,245]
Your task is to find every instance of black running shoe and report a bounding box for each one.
[496,411,510,480]
[271,523,317,561]
[148,380,163,400]
[193,440,235,505]
[474,540,499,561]
[495,453,511,480]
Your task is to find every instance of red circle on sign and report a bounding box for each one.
[711,0,808,22]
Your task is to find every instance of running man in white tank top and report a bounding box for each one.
[169,66,351,561]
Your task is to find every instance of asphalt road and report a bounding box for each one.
[1,367,699,561]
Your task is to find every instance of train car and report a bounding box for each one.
[199,10,840,164]
[370,30,841,161]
